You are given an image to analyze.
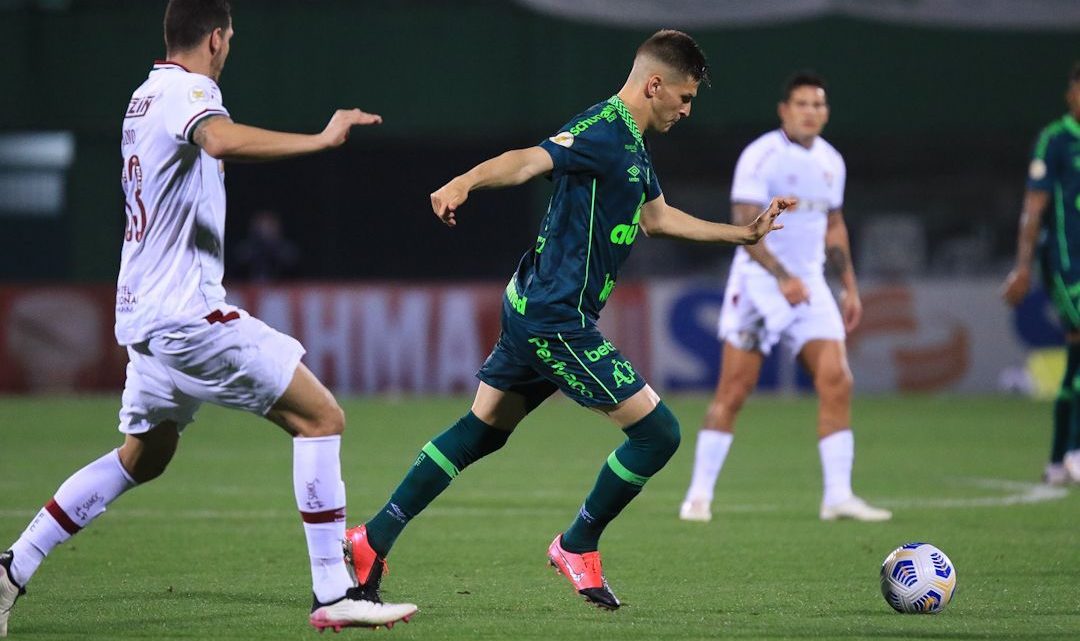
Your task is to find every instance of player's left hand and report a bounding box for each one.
[430,178,470,228]
[1001,267,1031,307]
[320,108,383,149]
[746,196,796,243]
[841,289,862,332]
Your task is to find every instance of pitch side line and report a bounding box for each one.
[878,478,1068,509]
[0,479,1067,521]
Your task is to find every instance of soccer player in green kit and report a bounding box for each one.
[1003,62,1080,485]
[344,30,793,610]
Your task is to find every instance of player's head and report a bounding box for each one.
[630,30,709,133]
[1067,62,1080,117]
[164,0,233,81]
[778,71,829,142]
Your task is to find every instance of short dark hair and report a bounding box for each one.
[1070,61,1080,84]
[637,29,710,86]
[782,71,828,101]
[164,0,232,53]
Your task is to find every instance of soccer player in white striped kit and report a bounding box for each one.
[679,72,891,523]
[0,0,416,634]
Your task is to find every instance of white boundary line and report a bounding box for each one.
[0,478,1068,521]
[877,477,1068,509]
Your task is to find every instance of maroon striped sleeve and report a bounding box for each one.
[300,508,346,524]
[45,498,81,535]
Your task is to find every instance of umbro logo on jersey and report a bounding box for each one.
[626,165,641,183]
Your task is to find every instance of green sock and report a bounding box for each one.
[365,412,510,557]
[1052,345,1080,463]
[561,402,680,553]
[1064,343,1080,456]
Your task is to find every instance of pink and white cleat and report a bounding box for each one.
[309,588,417,632]
[546,534,620,610]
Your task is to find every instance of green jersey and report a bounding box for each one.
[506,95,663,331]
[1031,114,1080,277]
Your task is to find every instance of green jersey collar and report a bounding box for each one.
[608,95,644,149]
[1063,114,1080,139]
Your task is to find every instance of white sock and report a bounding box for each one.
[685,429,734,503]
[819,429,854,506]
[293,435,353,604]
[9,449,135,586]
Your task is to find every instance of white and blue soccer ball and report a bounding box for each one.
[880,542,957,614]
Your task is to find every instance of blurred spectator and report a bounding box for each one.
[233,209,299,282]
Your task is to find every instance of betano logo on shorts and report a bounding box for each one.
[585,339,616,362]
[528,337,594,398]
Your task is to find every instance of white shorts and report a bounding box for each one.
[118,310,306,434]
[718,272,844,357]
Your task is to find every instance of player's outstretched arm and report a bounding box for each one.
[430,146,554,228]
[1002,189,1051,306]
[638,195,793,245]
[193,108,382,162]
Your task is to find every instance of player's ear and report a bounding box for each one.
[647,75,662,99]
[209,27,223,55]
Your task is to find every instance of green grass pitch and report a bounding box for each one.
[1,394,1078,640]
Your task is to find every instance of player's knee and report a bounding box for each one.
[638,401,682,462]
[121,427,178,483]
[816,367,852,401]
[303,401,346,437]
[323,402,346,435]
[657,418,681,462]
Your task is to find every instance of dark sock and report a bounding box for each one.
[1052,345,1080,463]
[561,402,681,553]
[365,412,510,557]
[1063,343,1080,458]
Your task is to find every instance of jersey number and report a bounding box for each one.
[123,155,148,242]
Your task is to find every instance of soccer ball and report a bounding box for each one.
[879,542,957,613]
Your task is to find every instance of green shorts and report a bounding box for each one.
[476,306,646,410]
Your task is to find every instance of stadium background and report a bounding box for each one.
[1,0,1079,395]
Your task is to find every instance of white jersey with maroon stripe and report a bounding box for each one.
[114,61,232,346]
[729,129,846,279]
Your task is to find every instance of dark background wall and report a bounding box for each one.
[2,0,1077,282]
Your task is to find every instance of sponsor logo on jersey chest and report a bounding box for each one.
[125,95,155,118]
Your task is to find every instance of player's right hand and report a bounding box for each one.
[321,108,383,148]
[430,178,470,228]
[779,275,810,306]
[1001,267,1031,307]
[748,196,796,242]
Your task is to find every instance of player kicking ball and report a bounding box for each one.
[680,72,891,524]
[341,30,791,611]
[0,0,415,635]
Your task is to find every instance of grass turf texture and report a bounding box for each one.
[1,394,1077,640]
